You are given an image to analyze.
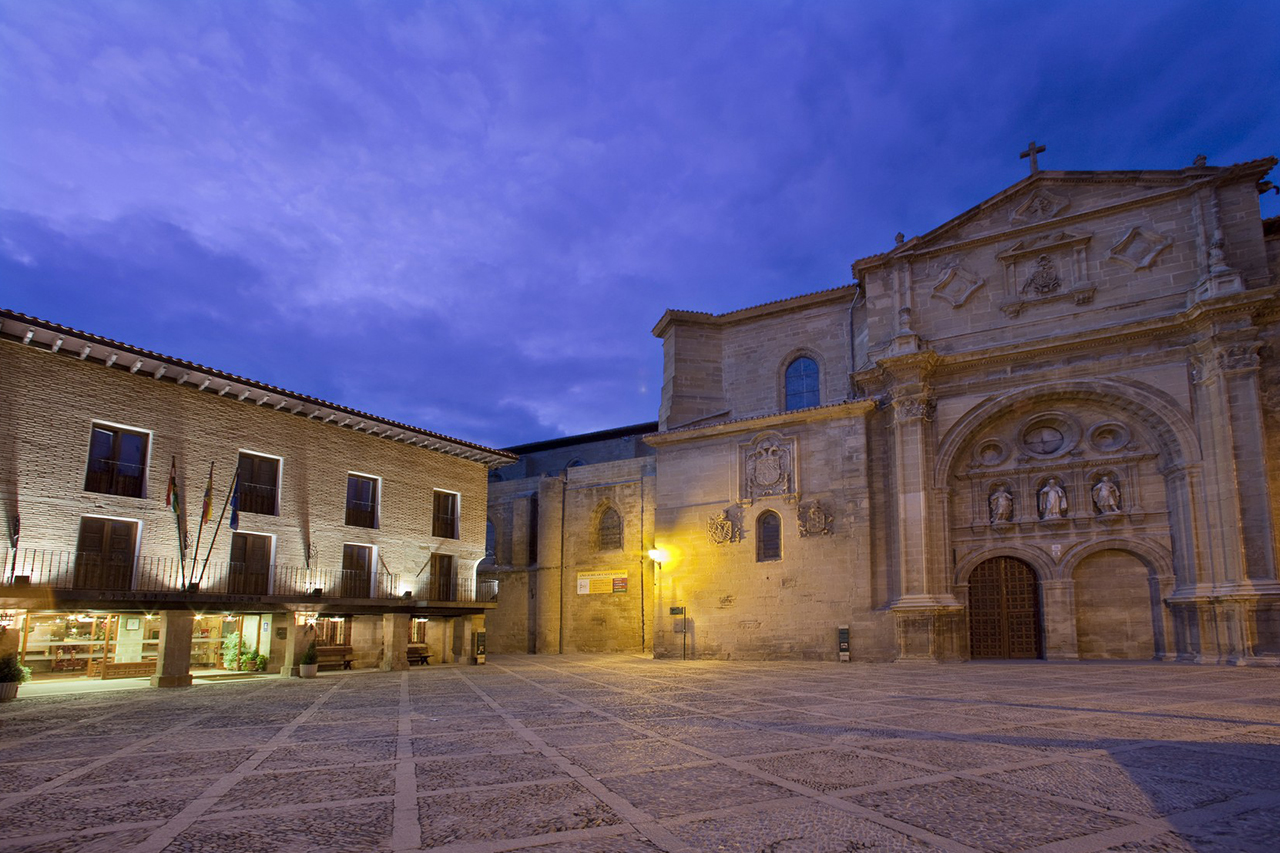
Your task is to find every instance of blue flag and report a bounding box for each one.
[229,469,240,531]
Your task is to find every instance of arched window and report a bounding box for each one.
[597,506,623,551]
[785,357,819,411]
[757,510,782,561]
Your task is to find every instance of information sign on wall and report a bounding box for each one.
[577,569,629,594]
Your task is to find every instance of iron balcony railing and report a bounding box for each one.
[0,547,496,604]
[83,459,145,498]
[236,481,278,516]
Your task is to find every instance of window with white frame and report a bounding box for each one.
[432,490,459,539]
[345,474,379,528]
[84,423,149,498]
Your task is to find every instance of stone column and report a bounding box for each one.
[380,613,410,672]
[1040,579,1079,660]
[879,350,962,661]
[439,617,456,663]
[150,610,194,688]
[281,617,317,677]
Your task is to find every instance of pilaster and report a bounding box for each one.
[150,609,194,688]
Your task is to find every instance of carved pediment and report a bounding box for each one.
[1108,226,1173,271]
[929,265,987,308]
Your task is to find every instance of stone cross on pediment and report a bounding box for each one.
[1020,141,1046,174]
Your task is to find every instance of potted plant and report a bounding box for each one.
[298,641,318,678]
[0,652,31,701]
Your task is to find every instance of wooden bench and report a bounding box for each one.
[316,645,354,670]
[406,644,432,666]
[86,660,158,679]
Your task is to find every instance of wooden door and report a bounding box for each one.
[74,518,137,590]
[229,533,271,595]
[968,557,1043,659]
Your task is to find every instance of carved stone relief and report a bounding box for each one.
[1108,226,1173,271]
[893,393,936,423]
[996,231,1094,318]
[1217,343,1261,372]
[930,265,987,308]
[796,500,833,537]
[707,508,742,545]
[1010,188,1069,223]
[741,434,796,501]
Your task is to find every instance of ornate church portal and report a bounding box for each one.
[967,557,1043,659]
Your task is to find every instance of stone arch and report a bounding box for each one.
[1060,537,1175,582]
[964,554,1045,659]
[956,545,1054,586]
[591,499,624,552]
[935,378,1200,488]
[776,347,827,412]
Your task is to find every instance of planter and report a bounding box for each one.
[0,682,19,701]
[298,663,318,679]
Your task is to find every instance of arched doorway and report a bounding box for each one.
[968,557,1043,659]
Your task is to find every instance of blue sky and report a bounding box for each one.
[2,0,1277,448]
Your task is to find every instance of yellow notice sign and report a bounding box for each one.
[577,569,628,594]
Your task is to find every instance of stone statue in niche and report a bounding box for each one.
[797,500,833,537]
[1023,254,1062,296]
[989,486,1014,524]
[707,509,741,545]
[1039,477,1068,519]
[746,438,792,498]
[1092,476,1121,514]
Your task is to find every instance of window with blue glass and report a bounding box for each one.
[784,357,819,411]
[757,510,782,562]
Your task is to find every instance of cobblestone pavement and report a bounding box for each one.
[1,656,1277,852]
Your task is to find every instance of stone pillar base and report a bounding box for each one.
[892,603,965,662]
[150,674,193,688]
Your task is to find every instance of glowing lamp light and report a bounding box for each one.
[648,548,670,565]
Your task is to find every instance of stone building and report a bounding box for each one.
[0,309,514,685]
[490,154,1280,665]
[481,423,656,654]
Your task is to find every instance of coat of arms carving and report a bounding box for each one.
[745,437,792,498]
[707,509,741,545]
[796,500,833,537]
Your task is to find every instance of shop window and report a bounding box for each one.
[84,424,149,498]
[345,474,379,528]
[236,452,280,516]
[433,490,459,539]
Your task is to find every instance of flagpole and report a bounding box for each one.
[199,469,238,584]
[189,462,214,586]
[167,456,189,586]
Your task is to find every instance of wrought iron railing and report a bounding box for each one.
[236,481,278,516]
[0,547,492,604]
[344,499,377,528]
[83,460,145,498]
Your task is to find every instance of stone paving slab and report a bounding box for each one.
[0,655,1277,852]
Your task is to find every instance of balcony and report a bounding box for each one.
[0,548,497,605]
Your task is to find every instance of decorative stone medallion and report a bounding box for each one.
[930,265,987,308]
[796,500,833,537]
[1010,188,1069,223]
[1108,226,1173,271]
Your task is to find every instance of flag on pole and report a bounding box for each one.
[167,456,188,552]
[201,462,215,524]
[229,468,241,531]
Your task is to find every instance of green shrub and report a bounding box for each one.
[300,640,318,665]
[0,653,31,684]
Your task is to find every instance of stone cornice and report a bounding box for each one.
[643,400,875,447]
[651,284,861,338]
[916,286,1279,378]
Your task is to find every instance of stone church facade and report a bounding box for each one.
[489,155,1280,665]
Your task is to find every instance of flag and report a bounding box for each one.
[167,456,188,552]
[229,468,241,531]
[201,462,214,525]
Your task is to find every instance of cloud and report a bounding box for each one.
[1,0,1277,446]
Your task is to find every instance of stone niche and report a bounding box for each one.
[951,403,1162,538]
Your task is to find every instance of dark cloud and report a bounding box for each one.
[1,0,1277,447]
